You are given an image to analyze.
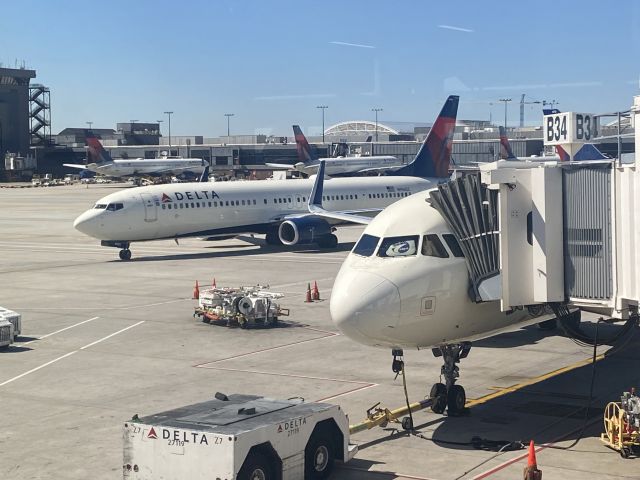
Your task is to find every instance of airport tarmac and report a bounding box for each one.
[1,183,640,480]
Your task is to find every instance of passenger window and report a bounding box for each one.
[185,203,189,209]
[162,204,166,210]
[422,234,449,258]
[226,201,229,206]
[273,199,277,204]
[302,197,306,202]
[180,203,184,209]
[191,203,195,208]
[253,199,257,205]
[196,202,200,208]
[443,234,464,257]
[264,199,267,204]
[242,200,245,205]
[353,234,380,257]
[378,235,419,258]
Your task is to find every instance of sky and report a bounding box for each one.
[2,0,640,137]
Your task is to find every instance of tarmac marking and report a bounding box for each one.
[316,383,379,402]
[23,316,100,344]
[79,321,145,350]
[0,351,78,387]
[1,321,145,387]
[465,353,605,408]
[194,328,338,366]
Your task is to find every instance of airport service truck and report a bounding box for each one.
[0,319,14,349]
[123,393,357,480]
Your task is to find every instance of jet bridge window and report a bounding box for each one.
[378,235,419,258]
[442,234,464,257]
[421,234,449,258]
[353,234,380,257]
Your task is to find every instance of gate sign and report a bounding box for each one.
[544,112,599,145]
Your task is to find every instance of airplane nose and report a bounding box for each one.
[330,270,400,346]
[73,210,101,238]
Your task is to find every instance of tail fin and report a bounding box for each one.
[392,95,459,178]
[85,131,113,165]
[556,143,608,162]
[199,165,210,182]
[364,135,373,143]
[498,126,517,160]
[292,125,316,164]
[555,145,570,161]
[543,108,561,115]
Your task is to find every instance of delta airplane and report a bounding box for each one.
[64,133,208,181]
[73,96,460,260]
[326,168,566,416]
[266,125,403,176]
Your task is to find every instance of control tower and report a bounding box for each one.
[0,67,36,156]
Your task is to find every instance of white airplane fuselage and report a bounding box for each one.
[297,156,402,176]
[330,190,546,349]
[76,158,206,178]
[74,176,435,243]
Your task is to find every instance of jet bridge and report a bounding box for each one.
[430,97,640,320]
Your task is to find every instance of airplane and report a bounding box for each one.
[64,132,209,182]
[73,95,460,260]
[265,126,404,176]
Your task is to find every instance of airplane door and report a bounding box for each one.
[140,193,158,222]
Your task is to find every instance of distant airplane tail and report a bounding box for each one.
[556,144,608,162]
[392,95,459,178]
[543,108,561,115]
[498,126,517,160]
[292,125,315,165]
[85,131,113,165]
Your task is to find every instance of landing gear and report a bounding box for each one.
[317,234,338,249]
[119,249,132,261]
[265,231,283,246]
[429,342,471,416]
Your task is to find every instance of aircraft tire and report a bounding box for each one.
[447,385,466,416]
[430,383,447,414]
[119,249,132,261]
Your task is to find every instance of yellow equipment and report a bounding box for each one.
[601,390,640,458]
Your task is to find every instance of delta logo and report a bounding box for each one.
[147,427,158,439]
[161,193,172,203]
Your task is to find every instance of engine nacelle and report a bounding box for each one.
[278,217,332,245]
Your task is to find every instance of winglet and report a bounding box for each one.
[199,165,210,182]
[308,159,326,210]
[498,126,517,160]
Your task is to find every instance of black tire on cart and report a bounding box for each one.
[237,451,273,480]
[304,430,335,480]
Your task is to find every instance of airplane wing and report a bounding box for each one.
[265,163,295,170]
[63,163,88,170]
[304,160,377,225]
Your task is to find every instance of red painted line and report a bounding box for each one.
[193,328,337,367]
[472,417,602,479]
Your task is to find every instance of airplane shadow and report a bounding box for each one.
[360,329,640,455]
[473,321,629,349]
[122,241,356,263]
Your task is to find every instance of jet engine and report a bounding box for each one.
[278,217,332,246]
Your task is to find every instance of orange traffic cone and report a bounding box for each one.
[212,278,217,288]
[312,281,320,301]
[523,440,542,480]
[193,280,200,300]
[305,283,313,303]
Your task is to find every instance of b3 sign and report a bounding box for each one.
[544,112,599,145]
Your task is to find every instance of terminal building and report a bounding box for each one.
[0,65,635,180]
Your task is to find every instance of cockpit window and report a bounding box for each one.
[442,234,464,258]
[378,235,419,258]
[421,234,449,258]
[94,204,107,209]
[105,203,124,211]
[353,234,380,257]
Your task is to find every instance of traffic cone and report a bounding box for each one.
[193,280,200,300]
[305,283,313,303]
[523,440,542,480]
[312,281,320,301]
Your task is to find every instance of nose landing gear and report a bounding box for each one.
[429,342,471,416]
[119,248,132,261]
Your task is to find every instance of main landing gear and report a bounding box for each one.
[429,342,471,416]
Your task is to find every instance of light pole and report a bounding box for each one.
[498,98,511,130]
[224,113,234,137]
[86,121,93,130]
[316,105,328,143]
[164,111,173,150]
[371,107,383,142]
[156,119,163,135]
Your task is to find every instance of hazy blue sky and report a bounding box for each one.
[2,0,639,136]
